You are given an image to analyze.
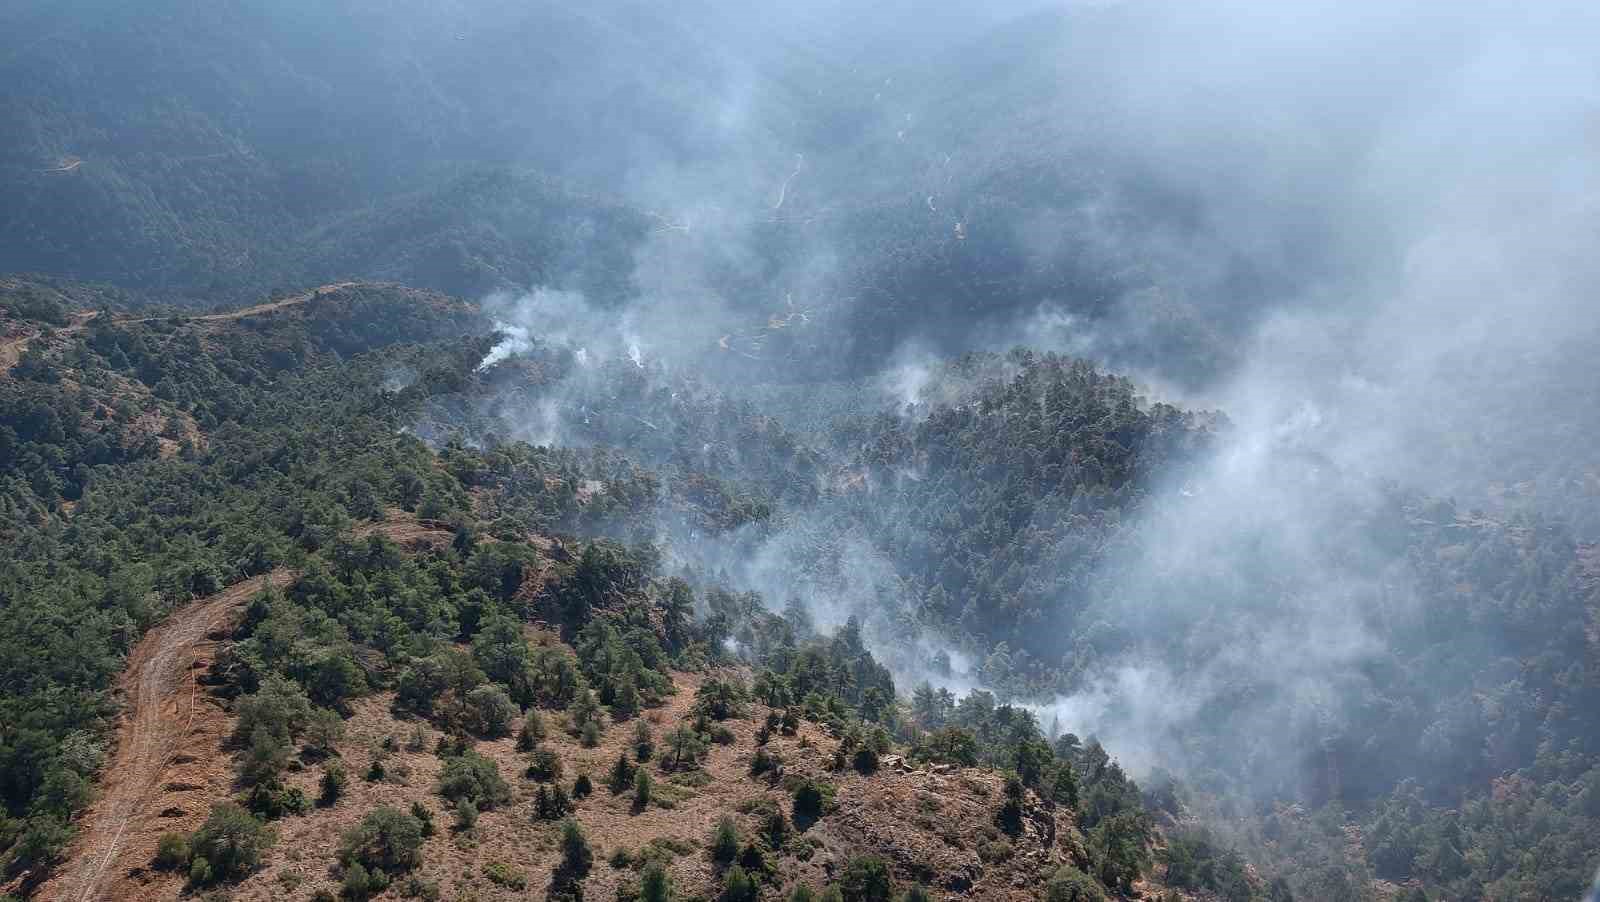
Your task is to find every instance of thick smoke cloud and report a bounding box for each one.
[467,0,1600,800]
[1003,0,1600,790]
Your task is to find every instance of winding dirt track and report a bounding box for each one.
[1,282,359,376]
[38,516,453,902]
[39,571,296,902]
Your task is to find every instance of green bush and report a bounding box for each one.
[634,720,655,761]
[517,710,548,750]
[189,803,272,885]
[464,685,517,737]
[483,860,528,889]
[438,749,510,809]
[239,726,293,786]
[711,815,740,864]
[154,832,191,870]
[610,751,636,792]
[528,747,564,782]
[339,806,426,876]
[581,719,602,748]
[233,675,312,746]
[1043,865,1106,902]
[839,855,894,902]
[719,865,759,902]
[560,819,593,878]
[320,761,348,806]
[410,801,436,836]
[634,767,653,809]
[640,861,673,902]
[793,778,831,823]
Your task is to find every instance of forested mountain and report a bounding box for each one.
[3,2,1600,901]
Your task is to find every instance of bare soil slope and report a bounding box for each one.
[36,571,297,902]
[35,516,453,902]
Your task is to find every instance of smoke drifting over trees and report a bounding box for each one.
[4,0,1600,898]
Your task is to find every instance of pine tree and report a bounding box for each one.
[712,815,740,864]
[634,767,653,809]
[610,752,635,793]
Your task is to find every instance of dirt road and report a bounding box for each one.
[1,282,359,376]
[36,514,452,901]
[37,571,295,902]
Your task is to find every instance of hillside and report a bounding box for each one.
[37,548,1142,902]
[3,4,1600,898]
[0,284,1252,902]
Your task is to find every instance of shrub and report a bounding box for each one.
[762,810,789,850]
[719,865,759,902]
[640,861,673,902]
[396,804,427,839]
[464,685,518,737]
[188,857,212,887]
[239,727,292,786]
[634,720,655,761]
[581,719,602,748]
[996,776,1024,836]
[839,855,894,902]
[438,750,510,809]
[528,747,563,782]
[569,686,601,732]
[483,860,528,889]
[664,725,706,769]
[573,773,594,798]
[711,816,740,864]
[560,819,593,878]
[1044,865,1107,902]
[339,806,426,876]
[534,783,572,820]
[610,752,636,793]
[154,832,191,870]
[634,767,653,809]
[405,724,430,752]
[978,838,1013,863]
[343,861,373,900]
[303,706,345,757]
[694,678,748,721]
[455,797,478,830]
[793,778,831,823]
[4,816,71,877]
[233,675,311,745]
[517,710,547,750]
[189,803,272,885]
[738,842,767,876]
[320,761,347,806]
[246,781,310,819]
[400,876,441,900]
[1051,764,1080,809]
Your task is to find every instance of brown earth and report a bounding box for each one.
[33,570,298,902]
[37,508,1179,902]
[49,642,1135,902]
[33,516,453,902]
[0,330,29,372]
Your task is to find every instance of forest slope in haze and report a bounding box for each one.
[3,2,1600,900]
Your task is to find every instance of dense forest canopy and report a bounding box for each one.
[3,1,1600,900]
